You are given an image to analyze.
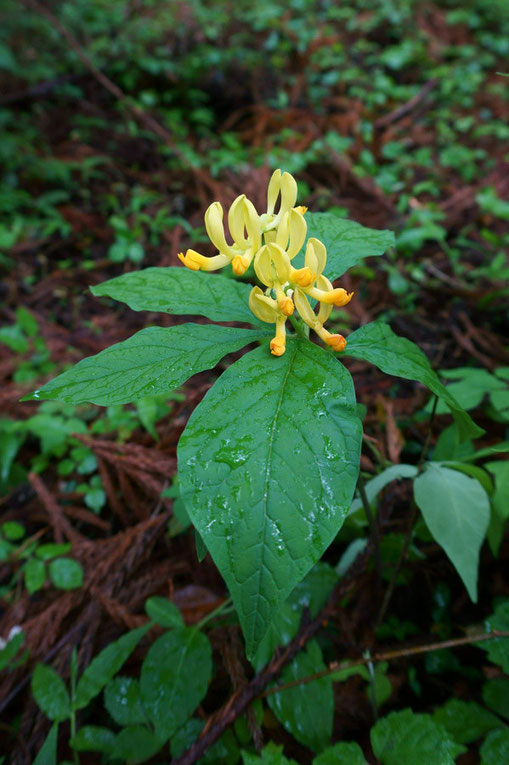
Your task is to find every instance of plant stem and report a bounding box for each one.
[196,598,234,631]
[357,474,382,591]
[289,314,309,338]
[375,395,438,631]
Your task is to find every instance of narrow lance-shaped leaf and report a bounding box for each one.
[293,211,395,281]
[178,338,362,658]
[24,324,270,405]
[91,267,262,325]
[414,464,490,602]
[342,322,484,442]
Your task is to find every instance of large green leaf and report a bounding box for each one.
[342,322,484,442]
[33,723,59,765]
[294,212,394,281]
[91,267,260,324]
[268,640,333,752]
[178,338,362,659]
[414,464,490,602]
[25,325,269,405]
[371,709,466,765]
[140,627,212,740]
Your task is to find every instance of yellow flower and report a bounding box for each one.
[249,286,287,356]
[179,195,261,275]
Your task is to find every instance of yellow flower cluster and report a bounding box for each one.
[178,170,353,356]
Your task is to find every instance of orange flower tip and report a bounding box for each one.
[325,334,347,352]
[278,297,295,316]
[270,337,286,356]
[232,255,249,276]
[295,205,308,215]
[293,267,315,288]
[332,289,354,307]
[178,251,201,271]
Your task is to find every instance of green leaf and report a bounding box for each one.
[144,596,184,628]
[267,640,333,752]
[25,558,47,594]
[432,699,502,744]
[342,322,484,442]
[2,521,25,541]
[483,677,509,720]
[110,726,163,763]
[313,742,367,764]
[414,464,490,601]
[36,543,72,560]
[242,742,298,764]
[480,600,509,672]
[0,629,25,670]
[104,677,147,726]
[71,726,115,753]
[32,664,71,721]
[371,709,466,765]
[74,623,150,710]
[33,723,58,765]
[0,427,25,482]
[25,325,269,405]
[349,464,417,515]
[178,339,362,658]
[140,627,212,740]
[486,461,509,520]
[296,212,395,280]
[48,558,83,590]
[480,729,509,765]
[91,267,260,324]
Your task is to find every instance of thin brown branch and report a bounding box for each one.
[262,630,509,698]
[171,543,373,765]
[375,79,438,129]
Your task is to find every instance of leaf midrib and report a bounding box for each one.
[250,342,299,651]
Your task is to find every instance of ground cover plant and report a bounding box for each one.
[0,1,508,763]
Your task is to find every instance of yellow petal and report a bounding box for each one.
[324,333,347,352]
[267,242,291,284]
[204,202,235,256]
[243,198,262,251]
[307,286,354,307]
[294,287,318,328]
[270,316,287,356]
[294,205,308,215]
[254,245,274,286]
[228,195,247,246]
[290,266,315,288]
[277,295,294,316]
[286,208,307,259]
[270,336,286,356]
[267,169,282,215]
[305,238,327,276]
[178,249,230,272]
[280,172,298,213]
[249,286,278,324]
[232,255,249,275]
